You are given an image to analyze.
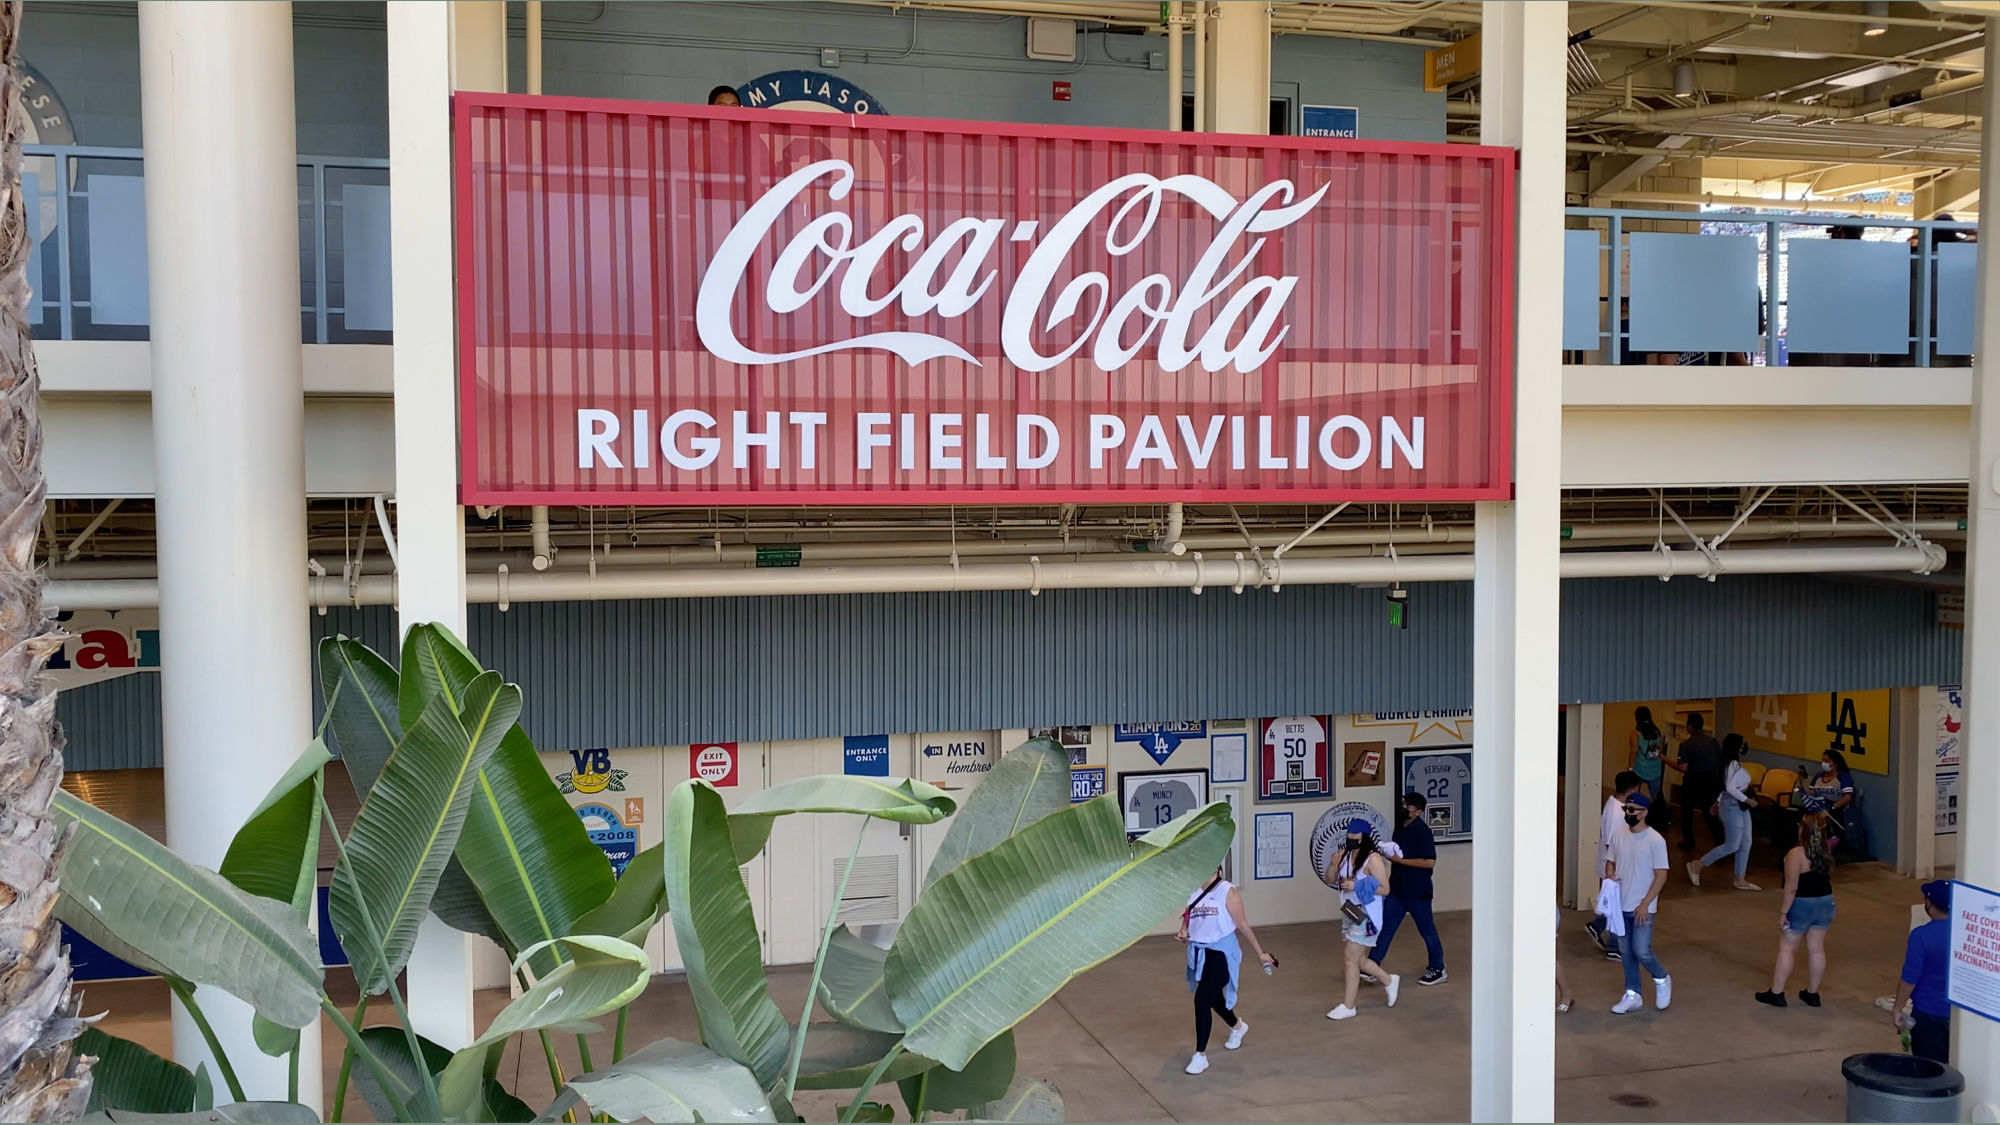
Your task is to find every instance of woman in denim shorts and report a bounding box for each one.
[1757,812,1837,1008]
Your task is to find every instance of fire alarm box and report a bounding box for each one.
[1053,81,1073,102]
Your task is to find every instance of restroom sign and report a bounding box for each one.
[692,743,739,787]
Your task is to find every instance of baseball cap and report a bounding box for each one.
[1625,793,1651,809]
[1922,880,1952,910]
[1346,818,1373,835]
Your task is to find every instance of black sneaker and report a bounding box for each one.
[1418,968,1448,986]
[1584,923,1607,951]
[1799,991,1821,1008]
[1604,948,1622,962]
[1755,990,1787,1007]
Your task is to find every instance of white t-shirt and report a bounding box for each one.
[1184,880,1236,946]
[1598,795,1624,878]
[1608,825,1669,917]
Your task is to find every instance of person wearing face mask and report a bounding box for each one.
[1799,748,1856,845]
[1604,793,1673,1014]
[1322,819,1398,1020]
[1374,791,1447,986]
[1686,733,1760,891]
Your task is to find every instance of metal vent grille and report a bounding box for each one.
[831,854,903,926]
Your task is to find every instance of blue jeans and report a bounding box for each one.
[1699,800,1752,879]
[1618,911,1668,995]
[1375,893,1445,972]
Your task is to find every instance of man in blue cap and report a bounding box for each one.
[1895,880,1955,1062]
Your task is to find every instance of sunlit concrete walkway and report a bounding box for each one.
[88,857,1943,1122]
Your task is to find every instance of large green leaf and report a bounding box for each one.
[966,1077,1064,1123]
[218,741,331,909]
[664,780,790,1089]
[352,1026,532,1124]
[319,635,403,799]
[885,799,1232,1070]
[77,1029,195,1115]
[429,857,511,947]
[792,1026,935,1091]
[898,1031,1014,1114]
[332,671,519,995]
[816,927,900,1034]
[458,726,618,974]
[81,1102,320,1123]
[436,935,651,1122]
[924,740,1070,886]
[576,841,668,946]
[727,776,956,864]
[386,625,621,968]
[53,791,323,1029]
[560,1038,775,1123]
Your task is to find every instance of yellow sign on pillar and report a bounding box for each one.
[1738,690,1891,775]
[1425,33,1481,92]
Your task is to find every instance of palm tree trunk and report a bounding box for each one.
[0,1,92,1119]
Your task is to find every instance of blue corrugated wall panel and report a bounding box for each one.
[56,574,1961,769]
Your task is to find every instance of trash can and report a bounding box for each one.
[1842,1053,1964,1122]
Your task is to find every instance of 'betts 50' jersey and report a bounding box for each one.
[1261,715,1330,798]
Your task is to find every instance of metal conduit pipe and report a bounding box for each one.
[530,505,554,570]
[1590,73,1985,128]
[42,543,1945,612]
[1155,502,1187,556]
[38,517,1963,581]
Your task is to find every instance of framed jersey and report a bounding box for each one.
[1259,716,1333,801]
[1119,768,1209,839]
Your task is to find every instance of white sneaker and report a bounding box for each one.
[1224,1020,1249,1050]
[1654,976,1672,1010]
[1185,1052,1208,1075]
[1685,860,1702,887]
[1326,1004,1359,1020]
[1384,974,1401,1008]
[1734,881,1762,892]
[1612,990,1644,1014]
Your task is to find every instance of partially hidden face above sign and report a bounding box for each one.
[456,96,1515,505]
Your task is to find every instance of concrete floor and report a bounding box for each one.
[86,852,1943,1122]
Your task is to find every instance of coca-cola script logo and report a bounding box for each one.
[695,159,1330,375]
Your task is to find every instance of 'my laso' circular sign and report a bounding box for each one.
[1308,801,1391,885]
[735,70,889,115]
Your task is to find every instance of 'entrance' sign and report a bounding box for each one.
[456,94,1515,505]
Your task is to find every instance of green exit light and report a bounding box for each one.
[1388,599,1408,629]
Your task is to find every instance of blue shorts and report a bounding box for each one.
[1784,894,1836,934]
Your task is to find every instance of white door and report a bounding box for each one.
[656,740,772,972]
[766,736,920,966]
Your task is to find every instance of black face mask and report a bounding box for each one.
[1623,813,1642,826]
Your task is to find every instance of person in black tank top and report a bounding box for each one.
[1758,812,1838,1008]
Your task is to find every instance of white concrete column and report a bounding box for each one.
[1472,3,1566,1121]
[389,0,477,1048]
[139,2,321,1108]
[1200,1,1269,134]
[1562,704,1605,910]
[1893,687,1934,878]
[1953,25,2000,1114]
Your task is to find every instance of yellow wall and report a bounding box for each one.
[1718,690,1891,775]
[1599,698,1715,799]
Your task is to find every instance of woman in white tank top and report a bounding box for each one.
[1177,865,1275,1075]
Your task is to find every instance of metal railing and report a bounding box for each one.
[22,144,392,344]
[1565,208,1977,367]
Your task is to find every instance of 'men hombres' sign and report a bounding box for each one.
[455,94,1516,505]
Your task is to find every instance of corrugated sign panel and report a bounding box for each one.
[57,577,1959,770]
[456,94,1516,505]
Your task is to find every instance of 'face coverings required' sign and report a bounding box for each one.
[456,96,1516,506]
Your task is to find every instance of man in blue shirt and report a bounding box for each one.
[1376,790,1447,986]
[1895,880,1954,1063]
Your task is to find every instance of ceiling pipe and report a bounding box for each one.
[1154,502,1188,556]
[530,505,554,571]
[1596,189,1913,215]
[41,543,1945,612]
[1634,1,1982,31]
[1589,72,1985,127]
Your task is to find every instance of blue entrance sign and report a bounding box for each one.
[1071,766,1107,803]
[1115,721,1206,765]
[1301,104,1360,139]
[844,734,891,776]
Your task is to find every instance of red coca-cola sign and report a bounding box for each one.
[455,93,1515,505]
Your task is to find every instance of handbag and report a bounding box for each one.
[1340,900,1368,926]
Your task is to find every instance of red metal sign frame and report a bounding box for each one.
[454,92,1516,506]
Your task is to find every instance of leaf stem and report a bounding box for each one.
[784,817,871,1102]
[288,1040,300,1105]
[320,794,442,1117]
[164,977,247,1104]
[320,995,412,1123]
[576,1032,596,1074]
[838,1040,905,1124]
[612,1005,629,1064]
[328,993,370,1123]
[911,1068,930,1123]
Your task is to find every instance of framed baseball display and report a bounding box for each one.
[1258,716,1333,800]
[1119,768,1209,839]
